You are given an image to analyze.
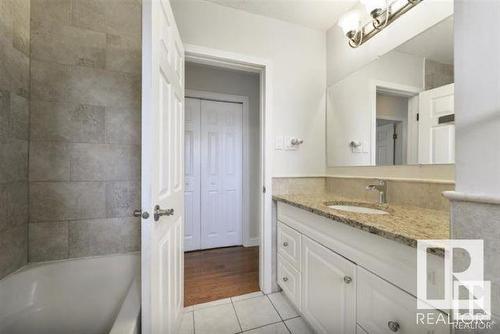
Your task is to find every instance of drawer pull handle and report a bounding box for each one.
[343,276,352,284]
[388,321,400,332]
[283,242,289,247]
[282,277,289,282]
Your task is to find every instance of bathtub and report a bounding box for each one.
[0,253,140,334]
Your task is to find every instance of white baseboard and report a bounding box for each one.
[243,237,260,247]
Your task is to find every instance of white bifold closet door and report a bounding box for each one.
[184,97,243,251]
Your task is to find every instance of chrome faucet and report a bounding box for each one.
[366,179,387,204]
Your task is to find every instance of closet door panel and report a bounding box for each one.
[201,100,243,249]
[184,98,201,251]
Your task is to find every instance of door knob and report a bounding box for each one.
[133,209,150,219]
[343,276,352,284]
[387,321,400,332]
[283,241,289,247]
[154,205,174,221]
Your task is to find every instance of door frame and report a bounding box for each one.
[185,90,257,248]
[185,44,274,294]
[369,80,421,166]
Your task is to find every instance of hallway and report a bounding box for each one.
[184,246,259,306]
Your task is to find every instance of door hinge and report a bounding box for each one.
[416,113,420,121]
[263,186,266,194]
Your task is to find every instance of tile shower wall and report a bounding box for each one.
[29,0,141,262]
[0,0,30,279]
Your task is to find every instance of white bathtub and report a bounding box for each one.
[0,253,140,334]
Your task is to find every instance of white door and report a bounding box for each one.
[201,100,243,249]
[301,236,356,334]
[418,83,455,164]
[376,123,395,166]
[141,0,184,333]
[184,98,201,252]
[406,96,419,165]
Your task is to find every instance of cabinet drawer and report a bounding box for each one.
[277,253,301,310]
[357,267,450,334]
[278,222,301,270]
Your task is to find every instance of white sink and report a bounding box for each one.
[327,204,388,215]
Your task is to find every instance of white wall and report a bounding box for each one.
[185,62,261,241]
[326,0,454,86]
[172,0,326,177]
[455,0,500,196]
[326,51,423,167]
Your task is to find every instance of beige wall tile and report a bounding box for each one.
[28,221,68,262]
[105,181,140,218]
[272,177,326,195]
[326,177,454,210]
[452,201,500,318]
[69,143,140,181]
[0,224,27,279]
[0,0,30,277]
[30,181,106,221]
[0,139,28,183]
[28,0,141,263]
[31,59,140,108]
[29,141,71,181]
[68,217,140,258]
[30,100,105,143]
[31,23,106,68]
[105,107,141,145]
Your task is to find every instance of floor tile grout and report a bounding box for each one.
[230,296,244,333]
[188,291,300,334]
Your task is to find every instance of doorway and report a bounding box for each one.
[185,96,244,251]
[183,62,263,306]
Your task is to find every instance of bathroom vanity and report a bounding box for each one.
[273,194,451,334]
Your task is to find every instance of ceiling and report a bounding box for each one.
[203,0,358,31]
[396,16,454,64]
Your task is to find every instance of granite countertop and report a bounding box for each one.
[273,193,450,254]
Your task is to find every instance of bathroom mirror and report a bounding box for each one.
[326,16,454,167]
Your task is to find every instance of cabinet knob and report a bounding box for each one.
[343,276,352,284]
[283,241,289,247]
[282,277,289,282]
[388,321,400,332]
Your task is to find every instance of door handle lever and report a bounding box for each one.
[154,205,174,221]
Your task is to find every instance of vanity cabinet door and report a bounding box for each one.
[301,236,356,334]
[357,267,450,334]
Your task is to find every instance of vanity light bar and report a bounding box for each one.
[346,0,423,48]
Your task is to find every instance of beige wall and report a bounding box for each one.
[0,0,30,279]
[325,164,455,183]
[28,0,141,262]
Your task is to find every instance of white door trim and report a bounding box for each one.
[369,80,421,166]
[185,44,273,294]
[185,90,256,248]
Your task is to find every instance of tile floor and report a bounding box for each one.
[179,291,315,334]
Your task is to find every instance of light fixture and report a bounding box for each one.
[338,0,422,48]
[360,0,387,18]
[337,9,362,48]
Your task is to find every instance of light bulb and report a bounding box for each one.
[360,0,387,16]
[338,9,361,36]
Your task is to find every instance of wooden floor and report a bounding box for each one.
[184,246,259,306]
